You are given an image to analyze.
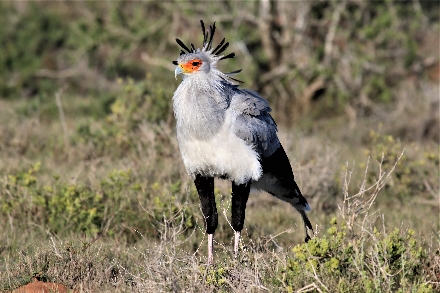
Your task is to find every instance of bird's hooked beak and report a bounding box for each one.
[175,65,183,79]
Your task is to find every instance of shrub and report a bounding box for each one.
[0,164,196,243]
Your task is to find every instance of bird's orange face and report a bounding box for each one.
[179,59,203,73]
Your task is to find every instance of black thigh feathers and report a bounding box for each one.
[194,175,218,234]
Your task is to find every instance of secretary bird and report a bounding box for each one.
[172,21,313,264]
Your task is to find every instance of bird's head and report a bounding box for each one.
[174,52,211,78]
[173,20,243,83]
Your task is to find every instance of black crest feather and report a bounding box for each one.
[219,74,244,84]
[211,38,226,55]
[175,21,237,59]
[174,20,241,83]
[229,77,244,84]
[207,23,216,50]
[226,69,242,75]
[214,42,229,56]
[219,52,235,60]
[201,20,207,46]
[176,38,191,53]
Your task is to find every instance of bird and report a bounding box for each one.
[172,20,313,264]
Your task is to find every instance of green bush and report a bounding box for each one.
[0,3,72,98]
[1,163,196,243]
[281,218,432,292]
[1,1,435,124]
[73,77,173,158]
[365,130,439,200]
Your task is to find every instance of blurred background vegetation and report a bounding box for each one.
[0,1,439,292]
[1,1,438,127]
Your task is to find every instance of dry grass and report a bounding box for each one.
[0,95,438,291]
[0,2,439,290]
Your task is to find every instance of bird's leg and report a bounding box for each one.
[208,234,214,265]
[231,181,251,256]
[234,231,240,255]
[194,174,217,264]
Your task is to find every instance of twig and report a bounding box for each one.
[265,228,294,247]
[258,0,274,63]
[422,178,439,199]
[55,87,68,147]
[310,262,329,292]
[260,65,289,84]
[50,236,62,258]
[293,4,310,46]
[35,68,78,79]
[340,150,405,237]
[297,282,322,293]
[324,2,345,65]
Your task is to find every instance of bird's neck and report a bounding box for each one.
[181,71,224,94]
[173,72,230,139]
[173,72,230,110]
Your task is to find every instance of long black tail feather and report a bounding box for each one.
[299,210,313,242]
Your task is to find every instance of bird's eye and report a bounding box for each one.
[192,61,200,66]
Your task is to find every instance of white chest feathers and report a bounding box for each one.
[176,110,262,185]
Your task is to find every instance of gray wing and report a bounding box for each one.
[230,89,280,158]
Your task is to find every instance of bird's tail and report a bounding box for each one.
[291,192,311,212]
[298,209,313,242]
[252,173,313,241]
